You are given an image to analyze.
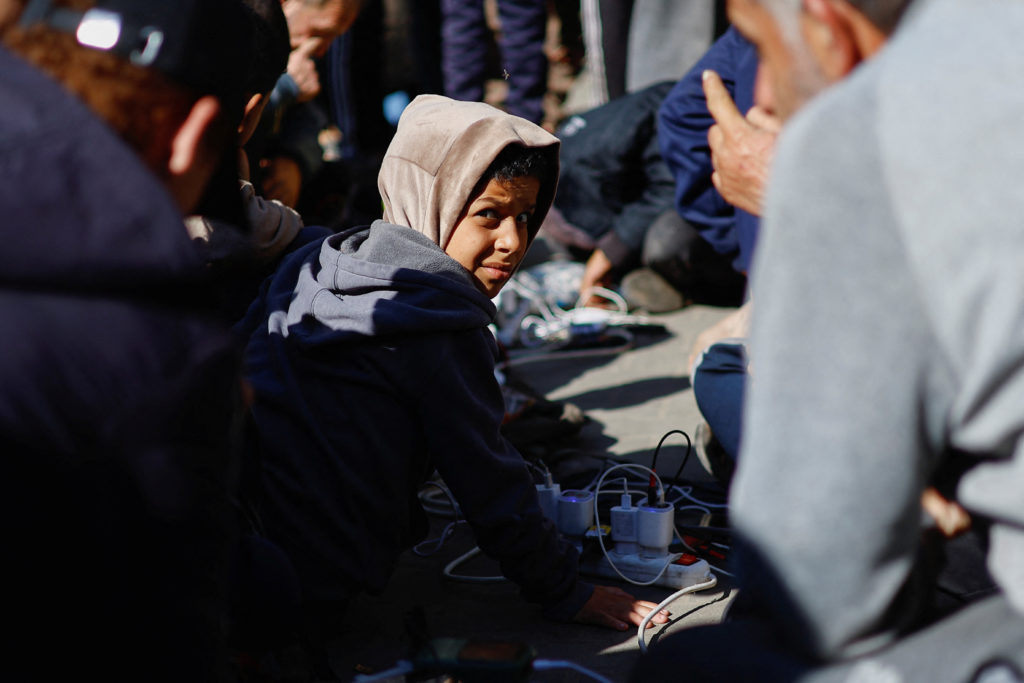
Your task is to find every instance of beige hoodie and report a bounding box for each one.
[378,94,560,250]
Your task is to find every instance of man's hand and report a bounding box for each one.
[287,37,323,103]
[573,585,670,631]
[260,156,303,208]
[703,70,780,216]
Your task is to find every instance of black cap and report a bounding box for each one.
[19,0,254,105]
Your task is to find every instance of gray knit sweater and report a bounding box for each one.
[733,0,1024,660]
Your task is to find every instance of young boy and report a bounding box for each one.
[242,94,666,650]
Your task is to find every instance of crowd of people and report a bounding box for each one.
[3,0,1024,681]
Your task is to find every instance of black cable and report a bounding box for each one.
[648,429,693,483]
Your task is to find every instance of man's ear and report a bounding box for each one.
[802,0,888,80]
[168,95,222,175]
[800,0,859,81]
[166,95,224,212]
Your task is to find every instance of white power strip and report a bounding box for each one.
[579,552,717,591]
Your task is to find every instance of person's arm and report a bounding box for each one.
[658,27,757,257]
[419,330,666,629]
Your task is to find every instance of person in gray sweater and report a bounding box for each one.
[634,0,1024,680]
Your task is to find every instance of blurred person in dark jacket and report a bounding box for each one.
[0,0,254,679]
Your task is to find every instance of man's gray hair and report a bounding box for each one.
[762,0,914,37]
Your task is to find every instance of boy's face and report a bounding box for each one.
[446,176,540,298]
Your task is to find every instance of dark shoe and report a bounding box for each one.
[695,421,735,487]
[620,268,686,313]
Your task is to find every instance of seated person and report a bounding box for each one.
[659,26,762,280]
[187,0,332,323]
[541,80,745,312]
[634,0,1015,679]
[657,27,775,467]
[241,94,667,663]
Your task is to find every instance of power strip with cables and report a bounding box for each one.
[579,549,715,590]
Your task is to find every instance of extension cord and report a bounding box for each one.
[579,551,717,590]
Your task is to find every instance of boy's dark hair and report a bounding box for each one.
[242,0,290,96]
[481,143,557,192]
[472,142,559,237]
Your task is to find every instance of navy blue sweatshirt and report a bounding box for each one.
[244,223,591,618]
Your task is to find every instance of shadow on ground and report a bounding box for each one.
[558,375,690,411]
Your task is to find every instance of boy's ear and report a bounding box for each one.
[238,93,268,146]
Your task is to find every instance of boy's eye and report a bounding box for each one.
[516,212,532,225]
[477,208,500,220]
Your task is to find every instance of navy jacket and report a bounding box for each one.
[0,47,238,681]
[658,27,760,272]
[554,81,677,267]
[243,223,591,618]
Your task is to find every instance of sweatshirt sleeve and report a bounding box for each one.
[658,27,759,266]
[412,329,593,619]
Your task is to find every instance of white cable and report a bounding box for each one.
[442,546,506,583]
[636,576,718,654]
[418,481,462,518]
[670,484,729,509]
[500,328,635,365]
[575,284,629,312]
[352,660,416,682]
[591,463,676,587]
[532,658,615,683]
[412,519,465,557]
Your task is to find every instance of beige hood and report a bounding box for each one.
[378,94,560,250]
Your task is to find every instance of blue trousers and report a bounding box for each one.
[440,0,548,124]
[692,341,747,461]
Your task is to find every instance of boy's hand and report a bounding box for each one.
[574,585,670,631]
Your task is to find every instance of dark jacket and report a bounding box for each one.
[243,222,591,618]
[658,27,760,273]
[0,48,238,681]
[555,81,678,268]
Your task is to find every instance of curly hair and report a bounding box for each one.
[2,0,230,175]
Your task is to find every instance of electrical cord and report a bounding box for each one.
[442,546,505,584]
[353,653,615,683]
[532,658,616,683]
[418,481,462,518]
[351,660,416,682]
[649,429,688,473]
[668,484,729,509]
[591,462,678,587]
[636,576,719,654]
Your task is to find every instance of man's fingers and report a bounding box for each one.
[703,69,745,130]
[707,123,724,167]
[295,36,322,59]
[746,105,783,133]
